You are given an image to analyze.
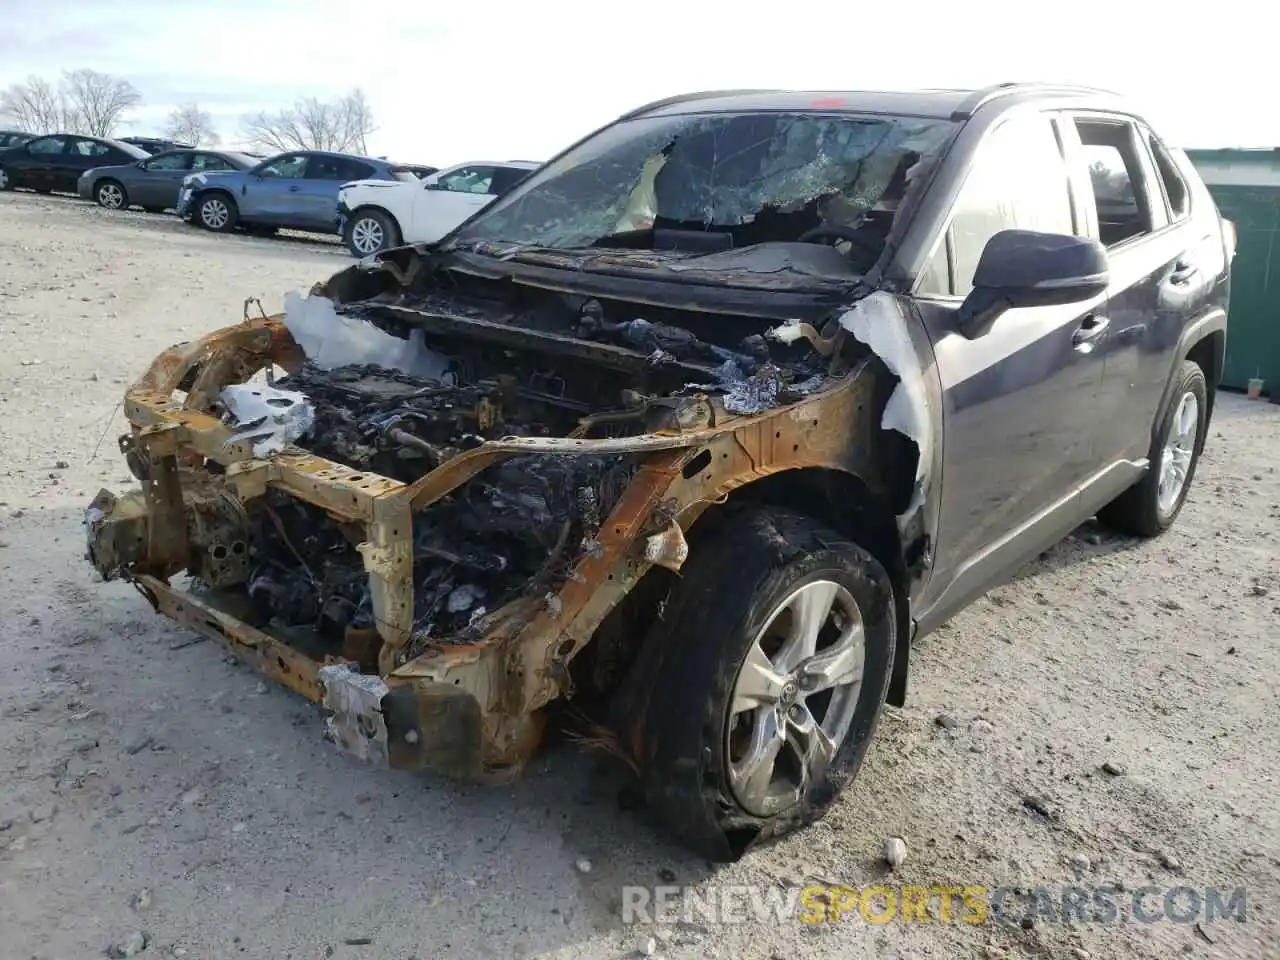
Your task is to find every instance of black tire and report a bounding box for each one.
[0,166,12,191]
[195,191,238,232]
[1098,359,1208,537]
[633,507,896,861]
[95,179,128,210]
[343,207,400,257]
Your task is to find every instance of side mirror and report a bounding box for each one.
[957,229,1109,339]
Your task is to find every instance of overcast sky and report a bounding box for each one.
[1,0,1271,166]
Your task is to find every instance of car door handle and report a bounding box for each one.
[1170,260,1198,285]
[1072,314,1110,351]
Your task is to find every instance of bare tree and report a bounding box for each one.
[162,102,220,146]
[62,69,142,137]
[241,88,377,154]
[0,75,75,133]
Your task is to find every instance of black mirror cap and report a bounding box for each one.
[957,229,1109,339]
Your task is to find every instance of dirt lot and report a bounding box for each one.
[0,190,1277,960]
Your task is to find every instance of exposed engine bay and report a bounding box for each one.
[216,268,845,653]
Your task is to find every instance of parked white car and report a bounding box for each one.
[337,160,540,257]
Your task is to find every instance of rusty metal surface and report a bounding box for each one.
[91,313,882,778]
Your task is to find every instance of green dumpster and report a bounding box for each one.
[1185,148,1280,395]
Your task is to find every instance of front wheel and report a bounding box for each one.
[196,192,238,232]
[1098,359,1208,536]
[96,179,128,210]
[634,507,896,861]
[344,208,399,257]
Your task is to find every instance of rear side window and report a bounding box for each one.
[73,139,112,157]
[1145,133,1189,221]
[927,113,1074,296]
[308,156,374,181]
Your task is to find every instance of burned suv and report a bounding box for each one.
[85,83,1232,861]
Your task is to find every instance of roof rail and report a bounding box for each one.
[950,81,1121,120]
[617,89,782,121]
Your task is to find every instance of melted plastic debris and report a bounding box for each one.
[838,291,932,516]
[220,383,316,457]
[283,290,453,381]
[765,320,808,345]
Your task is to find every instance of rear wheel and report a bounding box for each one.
[344,208,399,257]
[634,507,896,861]
[96,179,127,210]
[196,192,237,232]
[1098,359,1208,536]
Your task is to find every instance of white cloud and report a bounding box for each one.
[1,0,1273,162]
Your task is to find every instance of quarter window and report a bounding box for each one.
[1146,133,1190,221]
[928,113,1074,296]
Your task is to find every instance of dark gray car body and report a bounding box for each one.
[78,149,258,211]
[0,134,148,193]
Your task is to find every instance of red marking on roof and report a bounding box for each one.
[809,96,846,108]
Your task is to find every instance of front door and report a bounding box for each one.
[415,165,500,242]
[913,109,1109,627]
[241,153,310,224]
[135,150,192,208]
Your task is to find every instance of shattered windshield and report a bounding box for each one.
[452,111,955,258]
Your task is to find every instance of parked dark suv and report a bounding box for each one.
[84,82,1232,862]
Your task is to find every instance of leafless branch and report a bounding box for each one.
[61,69,142,137]
[240,88,377,155]
[0,75,75,133]
[162,102,220,147]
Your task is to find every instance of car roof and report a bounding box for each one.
[293,148,389,163]
[621,82,1131,122]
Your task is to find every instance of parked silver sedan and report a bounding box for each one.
[78,148,259,213]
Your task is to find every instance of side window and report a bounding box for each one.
[258,154,308,178]
[943,113,1075,296]
[72,139,112,157]
[306,156,372,181]
[1145,132,1190,221]
[489,166,529,196]
[190,154,230,172]
[27,136,68,155]
[436,166,497,194]
[146,152,190,171]
[1073,119,1156,248]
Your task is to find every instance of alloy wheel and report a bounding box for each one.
[726,579,866,817]
[1157,390,1199,517]
[201,197,229,230]
[98,183,124,209]
[351,216,385,255]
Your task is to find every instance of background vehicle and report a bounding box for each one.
[337,160,538,256]
[0,130,33,149]
[176,149,416,235]
[78,148,259,212]
[83,83,1231,862]
[0,134,148,194]
[120,136,195,155]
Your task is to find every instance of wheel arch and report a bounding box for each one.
[1157,310,1226,452]
[598,465,911,747]
[349,203,403,243]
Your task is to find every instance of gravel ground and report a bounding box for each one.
[1,191,1277,960]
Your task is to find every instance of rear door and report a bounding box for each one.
[15,135,70,190]
[67,139,118,192]
[913,108,1108,625]
[1056,115,1215,504]
[134,150,191,207]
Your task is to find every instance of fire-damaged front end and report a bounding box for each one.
[84,100,947,783]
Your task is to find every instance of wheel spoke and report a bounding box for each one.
[731,642,789,714]
[788,703,837,783]
[776,581,837,671]
[729,708,785,808]
[799,624,865,693]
